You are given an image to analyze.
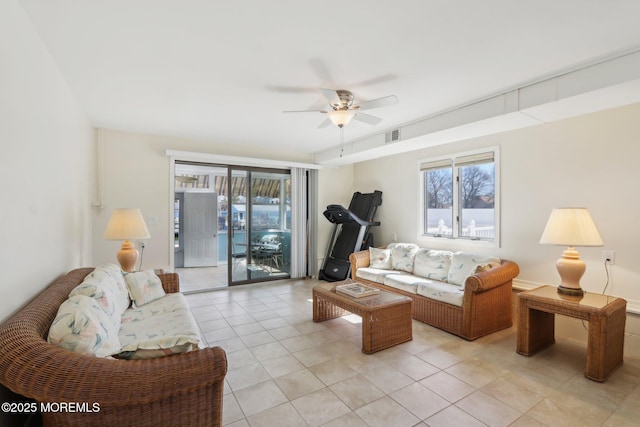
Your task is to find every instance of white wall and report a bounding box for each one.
[0,0,94,321]
[93,129,315,271]
[353,102,640,358]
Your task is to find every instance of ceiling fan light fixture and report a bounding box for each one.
[327,109,356,128]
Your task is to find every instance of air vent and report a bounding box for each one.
[385,128,400,143]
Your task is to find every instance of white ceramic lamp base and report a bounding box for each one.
[116,240,139,273]
[556,246,586,296]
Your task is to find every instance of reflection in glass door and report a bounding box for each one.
[229,167,291,285]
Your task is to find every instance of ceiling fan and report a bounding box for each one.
[284,88,398,129]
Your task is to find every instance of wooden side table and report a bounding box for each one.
[516,285,626,382]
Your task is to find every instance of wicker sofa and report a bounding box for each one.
[349,244,520,340]
[0,267,227,427]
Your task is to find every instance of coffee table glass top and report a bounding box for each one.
[314,281,411,307]
[523,285,621,309]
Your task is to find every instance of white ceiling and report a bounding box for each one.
[19,0,640,163]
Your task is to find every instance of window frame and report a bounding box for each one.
[418,146,500,248]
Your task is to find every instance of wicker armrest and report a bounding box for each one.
[349,250,371,279]
[464,260,520,293]
[158,272,180,293]
[3,341,226,406]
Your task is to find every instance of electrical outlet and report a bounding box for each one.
[602,250,615,265]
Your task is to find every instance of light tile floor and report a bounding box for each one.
[184,278,640,427]
[177,266,229,292]
[177,263,289,293]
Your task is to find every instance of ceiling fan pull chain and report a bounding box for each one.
[340,127,344,158]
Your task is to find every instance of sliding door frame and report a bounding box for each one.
[227,165,291,286]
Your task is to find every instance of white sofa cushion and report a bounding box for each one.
[118,342,196,360]
[78,264,130,315]
[369,247,392,269]
[99,263,130,300]
[69,277,124,331]
[355,267,400,284]
[119,293,201,352]
[447,252,501,287]
[413,249,453,281]
[388,243,420,273]
[48,295,122,357]
[124,269,166,307]
[383,274,429,294]
[416,281,465,307]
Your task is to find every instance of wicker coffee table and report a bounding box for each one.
[517,285,627,382]
[312,282,412,354]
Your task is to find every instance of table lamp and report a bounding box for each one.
[104,208,151,272]
[539,208,603,296]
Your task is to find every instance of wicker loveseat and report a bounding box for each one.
[349,244,520,340]
[0,268,227,427]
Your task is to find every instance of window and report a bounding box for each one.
[420,148,498,243]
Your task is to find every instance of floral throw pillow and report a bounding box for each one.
[369,247,392,269]
[47,295,121,357]
[83,265,131,314]
[124,270,166,307]
[447,252,501,287]
[390,243,419,273]
[69,278,124,331]
[413,249,453,281]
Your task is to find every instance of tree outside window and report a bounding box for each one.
[421,150,498,241]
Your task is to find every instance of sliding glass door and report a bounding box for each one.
[229,166,291,285]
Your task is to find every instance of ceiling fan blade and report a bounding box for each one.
[353,112,383,125]
[316,119,332,129]
[349,73,398,88]
[282,110,328,113]
[266,85,319,94]
[308,58,334,85]
[353,95,398,111]
[320,88,341,107]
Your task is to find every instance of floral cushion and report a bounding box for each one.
[117,343,195,360]
[416,281,465,307]
[355,267,400,284]
[447,252,501,287]
[383,274,429,294]
[47,295,121,357]
[388,243,419,273]
[96,263,130,300]
[69,278,124,331]
[413,249,453,281]
[119,293,200,353]
[124,270,166,307]
[80,264,131,315]
[369,247,392,269]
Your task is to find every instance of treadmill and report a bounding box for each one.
[319,190,382,282]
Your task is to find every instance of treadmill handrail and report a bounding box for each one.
[323,205,380,227]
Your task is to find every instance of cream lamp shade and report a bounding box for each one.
[327,110,356,128]
[539,208,603,296]
[104,208,151,272]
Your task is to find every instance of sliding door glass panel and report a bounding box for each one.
[250,172,290,279]
[230,169,249,283]
[229,167,291,285]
